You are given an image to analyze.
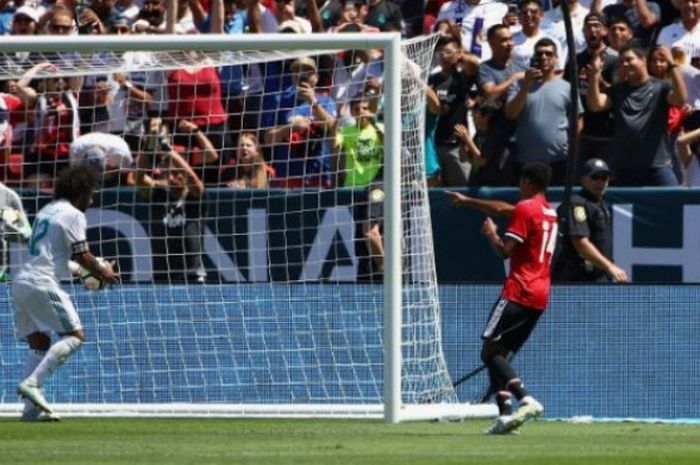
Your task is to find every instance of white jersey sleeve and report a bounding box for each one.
[64,208,88,255]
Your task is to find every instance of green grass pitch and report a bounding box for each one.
[1,418,699,465]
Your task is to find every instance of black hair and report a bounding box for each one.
[337,22,362,33]
[534,37,558,54]
[486,24,509,42]
[619,44,647,59]
[606,14,633,28]
[436,34,461,50]
[520,163,551,191]
[349,95,370,108]
[474,97,503,118]
[519,0,542,11]
[54,165,100,203]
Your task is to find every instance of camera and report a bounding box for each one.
[297,70,314,85]
[530,55,542,69]
[159,134,173,152]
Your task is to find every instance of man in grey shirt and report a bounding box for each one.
[505,37,583,185]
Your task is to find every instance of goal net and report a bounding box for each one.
[0,34,492,421]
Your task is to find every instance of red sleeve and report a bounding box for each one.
[505,201,530,244]
[1,94,23,112]
[667,105,687,135]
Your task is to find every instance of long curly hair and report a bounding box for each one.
[54,165,100,204]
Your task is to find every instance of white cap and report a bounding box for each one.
[14,6,40,23]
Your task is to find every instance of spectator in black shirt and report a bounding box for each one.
[136,118,208,284]
[600,0,660,47]
[568,12,618,171]
[607,15,635,52]
[365,0,403,33]
[553,158,629,283]
[588,44,687,186]
[428,34,479,186]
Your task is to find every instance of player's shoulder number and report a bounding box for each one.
[28,218,50,256]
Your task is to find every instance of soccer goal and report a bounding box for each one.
[0,33,494,422]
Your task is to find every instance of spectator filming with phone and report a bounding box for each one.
[264,57,337,188]
[505,37,583,185]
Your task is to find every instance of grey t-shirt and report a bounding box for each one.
[610,77,673,170]
[507,77,583,164]
[478,59,519,157]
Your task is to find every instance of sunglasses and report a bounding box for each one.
[590,173,610,181]
[535,50,555,57]
[50,22,73,32]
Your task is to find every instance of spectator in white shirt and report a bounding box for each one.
[436,0,508,61]
[512,0,567,70]
[657,0,700,66]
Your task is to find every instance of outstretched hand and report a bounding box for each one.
[445,190,470,207]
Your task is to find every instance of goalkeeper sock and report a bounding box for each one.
[26,336,83,387]
[495,391,513,416]
[506,378,529,401]
[22,349,46,412]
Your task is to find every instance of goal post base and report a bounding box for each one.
[0,403,496,421]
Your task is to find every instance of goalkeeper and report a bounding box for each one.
[0,182,31,281]
[12,165,119,422]
[136,118,207,284]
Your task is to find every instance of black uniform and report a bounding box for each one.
[151,187,207,284]
[552,189,612,282]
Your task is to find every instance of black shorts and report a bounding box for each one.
[481,297,542,352]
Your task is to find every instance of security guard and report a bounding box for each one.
[552,158,629,282]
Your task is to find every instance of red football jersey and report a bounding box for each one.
[501,193,558,310]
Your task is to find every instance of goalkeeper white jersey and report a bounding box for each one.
[15,199,87,287]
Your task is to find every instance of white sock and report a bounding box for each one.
[22,350,46,412]
[26,336,83,387]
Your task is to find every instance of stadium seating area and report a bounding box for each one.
[0,0,699,190]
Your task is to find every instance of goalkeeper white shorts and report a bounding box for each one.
[11,280,82,340]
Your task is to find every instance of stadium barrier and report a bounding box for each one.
[9,187,700,284]
[1,283,696,420]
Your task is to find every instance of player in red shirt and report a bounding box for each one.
[446,163,556,434]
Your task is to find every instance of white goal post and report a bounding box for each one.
[0,33,494,423]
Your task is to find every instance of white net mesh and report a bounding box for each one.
[0,34,471,418]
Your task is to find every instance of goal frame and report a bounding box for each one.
[0,34,492,423]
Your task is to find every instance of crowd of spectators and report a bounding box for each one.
[428,0,700,187]
[0,0,699,189]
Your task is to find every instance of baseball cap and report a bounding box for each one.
[14,6,40,23]
[582,158,610,177]
[278,19,305,33]
[584,12,607,26]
